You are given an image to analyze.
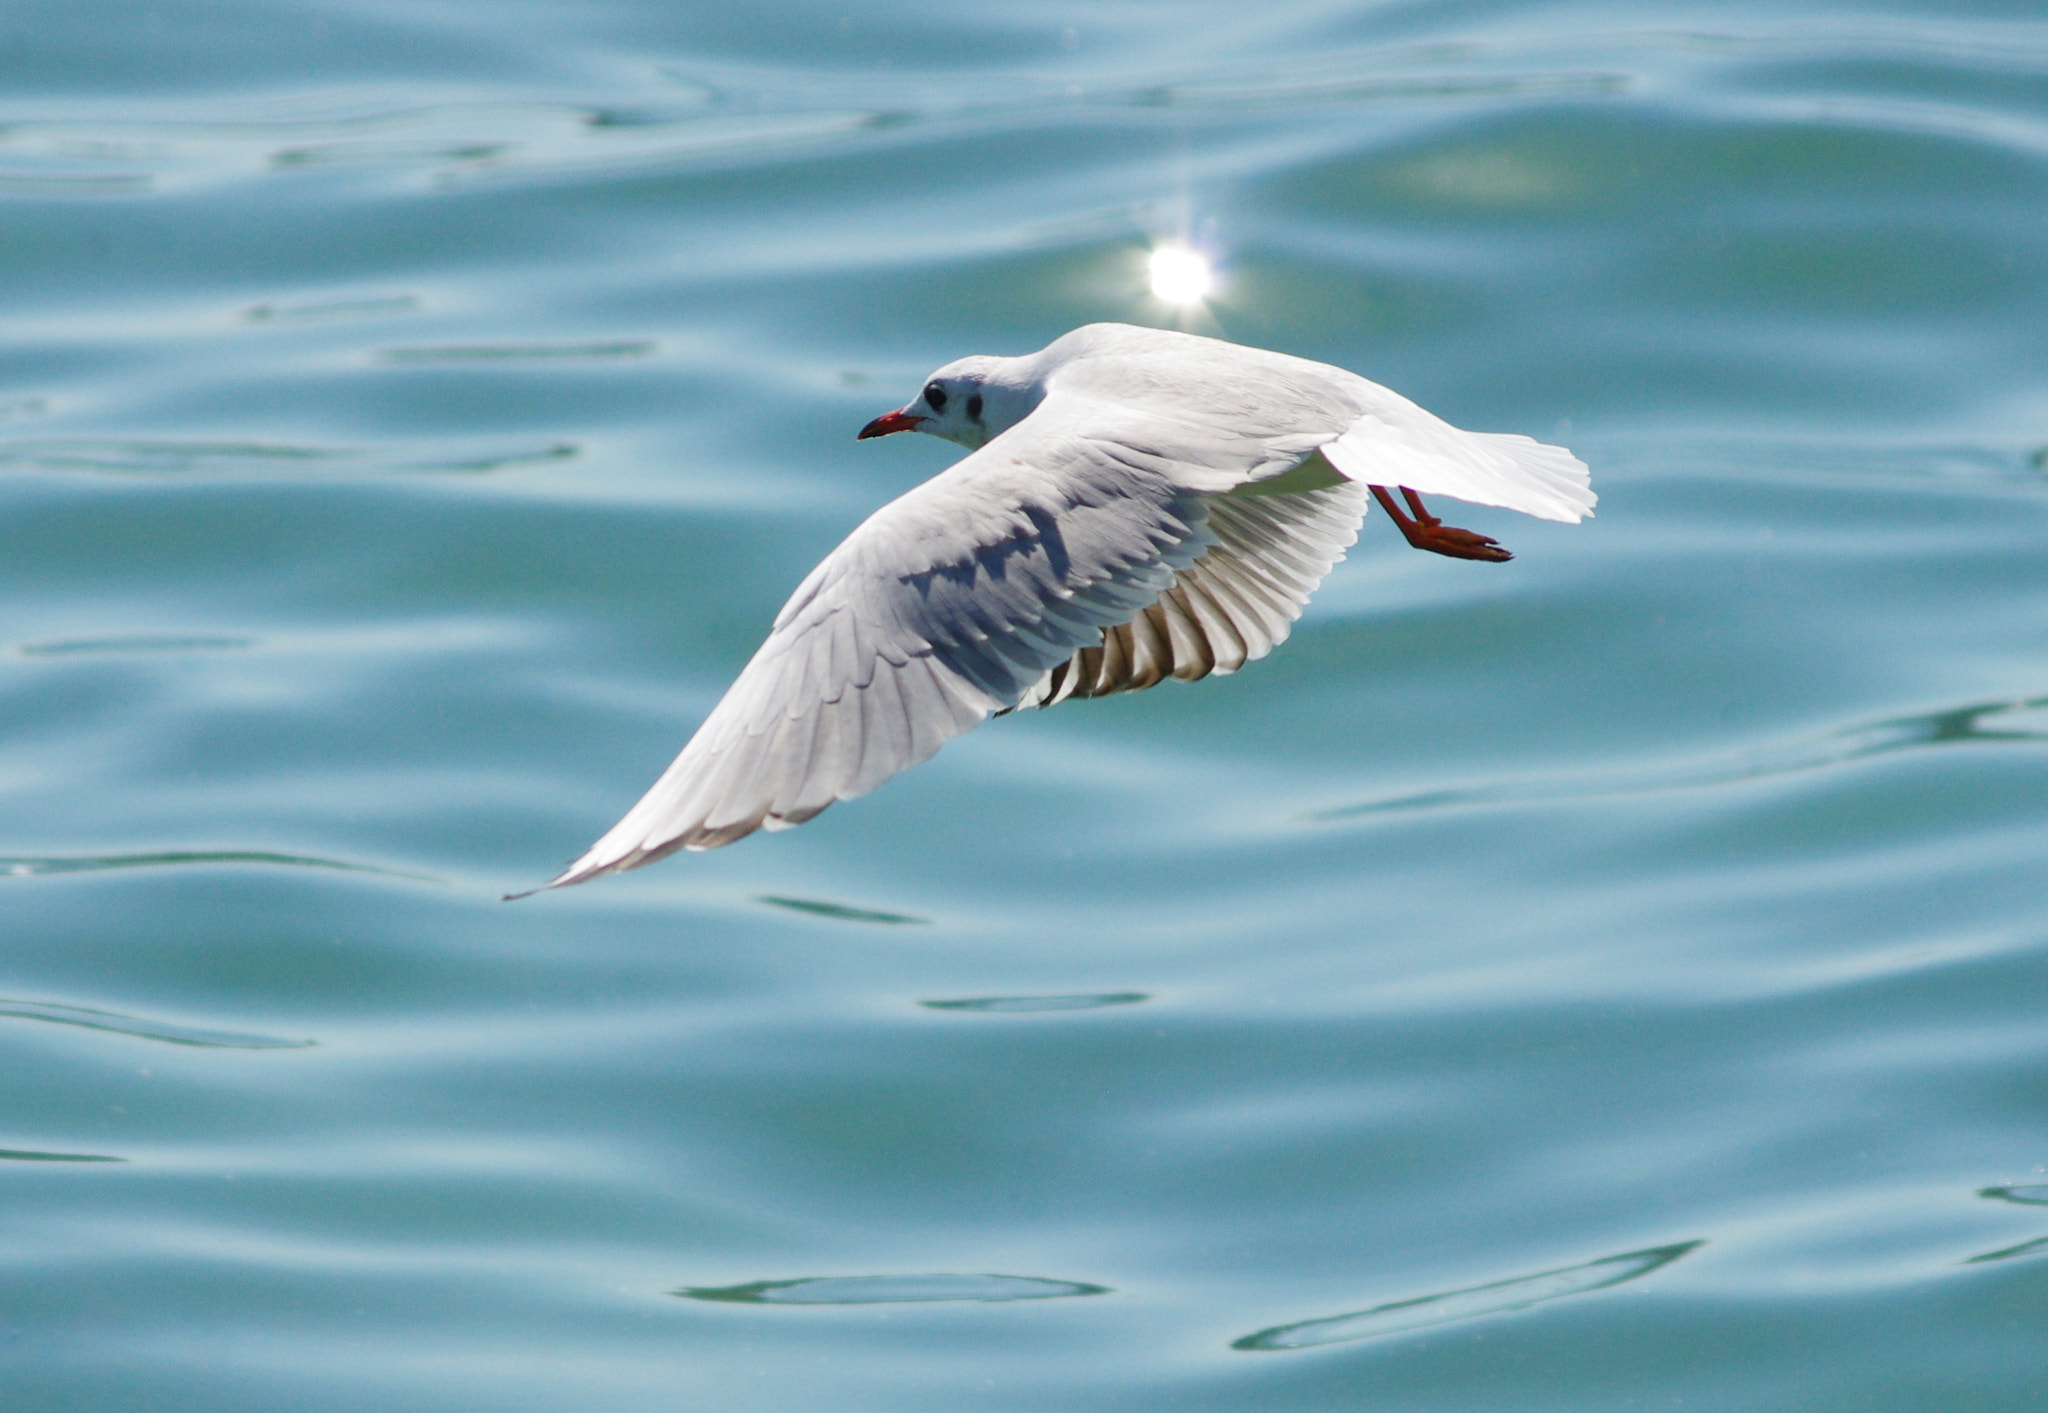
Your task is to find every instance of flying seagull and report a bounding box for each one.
[516,323,1592,894]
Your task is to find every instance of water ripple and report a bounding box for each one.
[0,102,887,195]
[243,294,420,323]
[1312,695,2048,823]
[17,634,254,657]
[402,443,578,473]
[756,896,930,925]
[0,850,430,883]
[0,170,152,195]
[1964,1186,2048,1263]
[1964,1236,2048,1265]
[0,437,575,477]
[921,993,1149,1013]
[0,47,1632,206]
[0,1147,125,1163]
[676,1273,1108,1305]
[1132,69,1628,110]
[375,340,654,364]
[4,26,2033,204]
[1233,1241,1702,1350]
[0,998,313,1050]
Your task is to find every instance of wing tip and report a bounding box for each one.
[501,857,612,899]
[504,800,834,899]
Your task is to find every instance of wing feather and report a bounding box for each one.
[1123,609,1173,690]
[1177,578,1249,674]
[1012,477,1368,708]
[1155,587,1216,681]
[762,707,818,827]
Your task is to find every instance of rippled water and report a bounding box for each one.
[5,3,2047,1409]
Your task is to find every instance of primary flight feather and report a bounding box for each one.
[521,323,1592,893]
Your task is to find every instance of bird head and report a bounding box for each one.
[858,355,1043,450]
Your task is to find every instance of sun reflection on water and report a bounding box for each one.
[1147,245,1213,304]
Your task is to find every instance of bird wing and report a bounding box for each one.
[1012,455,1369,708]
[541,395,1291,887]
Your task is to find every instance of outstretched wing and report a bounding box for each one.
[539,398,1276,888]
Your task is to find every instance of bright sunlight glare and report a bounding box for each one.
[1148,246,1213,304]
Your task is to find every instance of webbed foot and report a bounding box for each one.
[1369,485,1513,562]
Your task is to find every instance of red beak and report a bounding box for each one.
[857,408,925,440]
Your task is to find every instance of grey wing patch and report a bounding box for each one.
[535,451,1226,886]
[1009,473,1368,710]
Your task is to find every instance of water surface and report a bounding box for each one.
[4,2,2047,1409]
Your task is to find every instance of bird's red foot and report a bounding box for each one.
[1369,485,1513,562]
[1403,520,1513,561]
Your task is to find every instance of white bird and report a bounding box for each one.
[519,323,1591,894]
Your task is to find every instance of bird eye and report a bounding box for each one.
[924,382,947,411]
[966,393,983,421]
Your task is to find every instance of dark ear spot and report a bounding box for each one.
[966,393,984,422]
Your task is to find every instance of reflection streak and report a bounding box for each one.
[1234,1241,1702,1350]
[1313,695,2048,823]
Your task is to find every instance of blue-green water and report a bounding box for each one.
[5,3,2048,1408]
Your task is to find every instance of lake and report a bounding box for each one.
[4,2,2047,1409]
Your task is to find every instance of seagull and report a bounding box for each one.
[517,323,1591,894]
